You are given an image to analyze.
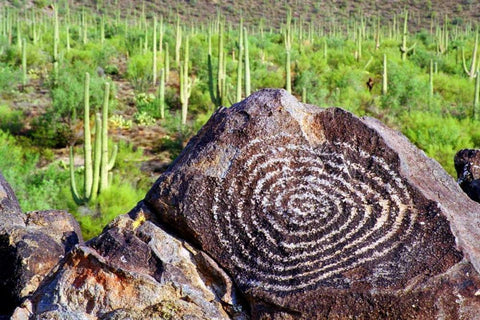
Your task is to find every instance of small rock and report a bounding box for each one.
[455,149,480,202]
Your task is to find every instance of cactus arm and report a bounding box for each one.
[91,113,102,201]
[107,144,118,171]
[463,47,470,76]
[69,146,84,205]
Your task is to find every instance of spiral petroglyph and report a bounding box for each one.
[212,133,416,293]
[145,89,471,318]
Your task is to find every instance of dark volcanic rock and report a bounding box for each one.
[144,89,480,319]
[13,203,247,319]
[0,173,83,317]
[455,149,480,202]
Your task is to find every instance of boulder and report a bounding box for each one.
[0,173,83,317]
[144,89,480,319]
[11,89,480,319]
[455,149,480,202]
[13,203,248,319]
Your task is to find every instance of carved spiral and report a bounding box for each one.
[212,133,416,294]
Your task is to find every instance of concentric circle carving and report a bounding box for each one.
[212,133,416,293]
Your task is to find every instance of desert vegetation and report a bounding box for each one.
[1,0,479,239]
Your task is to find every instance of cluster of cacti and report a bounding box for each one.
[436,16,449,55]
[235,21,251,102]
[70,73,117,205]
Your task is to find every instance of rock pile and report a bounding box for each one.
[5,89,480,319]
[0,173,83,317]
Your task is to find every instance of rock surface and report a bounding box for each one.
[0,173,83,317]
[455,149,480,202]
[13,203,247,319]
[9,89,480,319]
[144,89,480,319]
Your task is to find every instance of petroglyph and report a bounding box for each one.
[211,134,416,293]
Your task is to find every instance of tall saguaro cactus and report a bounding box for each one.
[475,70,480,120]
[244,27,251,97]
[236,20,243,102]
[208,24,226,108]
[175,15,182,68]
[284,9,293,93]
[70,73,117,205]
[382,54,388,95]
[53,5,59,81]
[22,38,27,88]
[152,15,157,85]
[400,10,416,61]
[180,36,193,125]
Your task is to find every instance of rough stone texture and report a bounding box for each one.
[455,149,480,202]
[144,89,480,319]
[13,203,248,319]
[0,173,83,317]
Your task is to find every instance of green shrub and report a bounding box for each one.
[400,111,477,175]
[0,63,21,92]
[0,105,23,134]
[0,131,70,212]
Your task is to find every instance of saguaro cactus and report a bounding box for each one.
[475,71,480,120]
[175,15,182,68]
[400,10,416,61]
[429,59,434,98]
[463,30,479,79]
[159,67,165,119]
[70,73,117,205]
[284,9,293,93]
[236,20,243,102]
[244,27,251,97]
[208,24,226,108]
[21,38,27,88]
[152,15,157,85]
[53,5,59,80]
[382,54,388,95]
[180,36,193,125]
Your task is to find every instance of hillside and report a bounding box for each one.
[4,0,480,30]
